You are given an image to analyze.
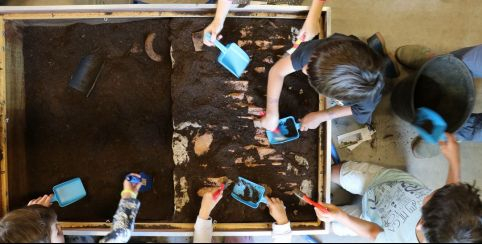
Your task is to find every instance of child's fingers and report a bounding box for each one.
[266,197,274,207]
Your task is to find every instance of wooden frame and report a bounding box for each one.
[0,4,332,236]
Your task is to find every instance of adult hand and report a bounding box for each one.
[28,194,53,208]
[314,203,344,223]
[266,197,289,225]
[300,111,330,131]
[203,20,224,47]
[199,187,223,220]
[122,173,143,199]
[439,133,460,165]
[260,112,279,132]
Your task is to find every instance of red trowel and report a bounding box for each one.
[293,189,329,213]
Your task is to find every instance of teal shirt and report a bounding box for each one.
[361,169,432,243]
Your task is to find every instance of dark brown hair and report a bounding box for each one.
[307,39,384,103]
[422,183,482,243]
[0,205,57,243]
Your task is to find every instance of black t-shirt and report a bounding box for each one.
[290,33,383,125]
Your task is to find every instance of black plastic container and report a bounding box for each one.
[391,54,475,132]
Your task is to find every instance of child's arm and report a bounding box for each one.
[315,204,383,241]
[300,106,353,131]
[260,56,296,131]
[194,188,224,243]
[299,0,326,41]
[266,197,292,243]
[439,133,461,184]
[203,0,232,46]
[100,174,142,243]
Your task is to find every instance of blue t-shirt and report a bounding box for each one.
[290,34,383,125]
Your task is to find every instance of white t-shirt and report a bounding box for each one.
[361,169,432,243]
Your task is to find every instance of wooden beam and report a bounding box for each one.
[0,17,7,217]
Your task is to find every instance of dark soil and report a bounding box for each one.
[15,17,322,223]
[21,20,173,221]
[170,18,320,223]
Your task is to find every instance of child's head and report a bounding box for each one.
[0,205,64,243]
[420,183,482,243]
[307,39,384,103]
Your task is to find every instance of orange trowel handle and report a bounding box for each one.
[303,195,329,213]
[212,184,225,200]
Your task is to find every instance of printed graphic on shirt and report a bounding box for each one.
[365,181,431,232]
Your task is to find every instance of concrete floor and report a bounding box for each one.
[3,0,482,243]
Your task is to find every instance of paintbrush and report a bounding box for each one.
[293,189,329,213]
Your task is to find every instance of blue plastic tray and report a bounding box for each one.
[50,178,87,207]
[266,116,301,145]
[231,177,268,209]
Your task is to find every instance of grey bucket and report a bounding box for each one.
[391,54,475,132]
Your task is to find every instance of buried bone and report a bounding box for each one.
[145,32,162,62]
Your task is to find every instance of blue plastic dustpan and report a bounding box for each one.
[126,172,153,193]
[266,116,302,145]
[414,107,447,144]
[205,33,250,78]
[50,178,87,207]
[231,177,268,209]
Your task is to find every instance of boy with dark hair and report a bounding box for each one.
[260,33,386,131]
[421,183,482,243]
[314,133,482,242]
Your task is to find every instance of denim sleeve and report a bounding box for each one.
[452,45,482,78]
[99,198,141,243]
[455,113,482,142]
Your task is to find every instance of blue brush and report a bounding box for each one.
[126,172,153,193]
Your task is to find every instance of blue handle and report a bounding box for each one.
[204,32,228,53]
[50,195,57,203]
[259,196,269,205]
[126,175,142,184]
[295,121,301,131]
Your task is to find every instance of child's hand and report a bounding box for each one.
[199,187,224,220]
[260,113,279,131]
[439,133,460,165]
[266,197,289,225]
[314,203,344,223]
[300,111,330,131]
[122,173,143,199]
[28,194,53,208]
[203,20,223,47]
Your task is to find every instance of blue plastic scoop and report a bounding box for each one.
[231,177,268,209]
[50,178,87,207]
[266,116,302,145]
[205,33,250,78]
[414,107,447,144]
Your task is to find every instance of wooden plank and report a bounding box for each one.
[3,20,28,214]
[0,4,310,15]
[0,17,8,217]
[2,11,308,20]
